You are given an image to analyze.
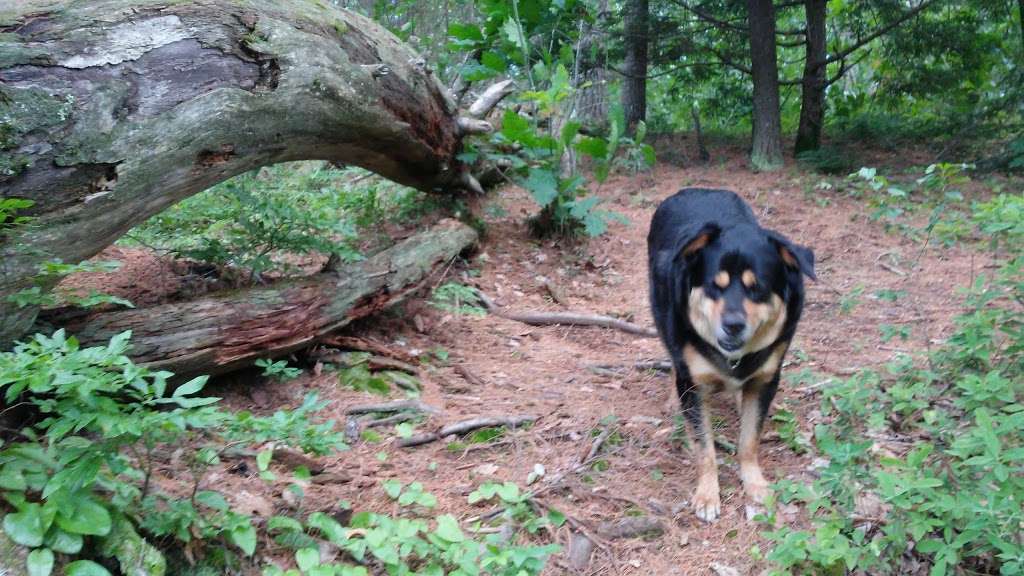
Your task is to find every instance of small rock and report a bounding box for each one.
[567,532,594,570]
[710,562,740,576]
[678,532,690,547]
[474,463,499,475]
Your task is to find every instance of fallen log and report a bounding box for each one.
[0,1,482,347]
[53,221,477,378]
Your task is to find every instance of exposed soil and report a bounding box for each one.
[59,149,992,575]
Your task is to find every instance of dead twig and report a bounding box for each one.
[580,427,613,467]
[345,400,440,416]
[474,288,657,338]
[453,363,487,388]
[397,415,538,448]
[363,413,418,428]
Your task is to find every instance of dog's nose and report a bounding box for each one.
[722,313,746,337]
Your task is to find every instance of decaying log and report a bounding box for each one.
[52,221,477,377]
[0,1,482,346]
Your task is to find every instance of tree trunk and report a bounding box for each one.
[622,0,649,132]
[794,0,827,155]
[747,0,784,171]
[0,0,476,348]
[576,1,610,130]
[45,221,477,378]
[1019,0,1024,57]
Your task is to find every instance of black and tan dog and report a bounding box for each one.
[647,188,815,522]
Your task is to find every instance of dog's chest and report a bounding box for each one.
[683,343,786,392]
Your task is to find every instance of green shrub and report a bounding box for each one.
[0,330,346,574]
[760,198,1024,575]
[796,146,858,175]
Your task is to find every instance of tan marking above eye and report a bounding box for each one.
[714,270,730,288]
[742,269,757,288]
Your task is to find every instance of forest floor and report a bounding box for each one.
[62,144,996,575]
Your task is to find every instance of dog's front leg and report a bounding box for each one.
[678,377,720,522]
[738,373,780,505]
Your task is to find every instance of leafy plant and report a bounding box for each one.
[256,358,303,381]
[0,330,346,574]
[760,197,1024,575]
[430,282,487,316]
[0,197,33,233]
[260,481,558,576]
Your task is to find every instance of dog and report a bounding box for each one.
[647,188,815,522]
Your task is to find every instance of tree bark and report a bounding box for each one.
[622,0,649,132]
[0,0,475,347]
[45,221,477,378]
[794,0,827,155]
[747,0,784,171]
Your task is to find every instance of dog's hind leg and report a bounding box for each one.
[677,374,720,522]
[738,372,780,505]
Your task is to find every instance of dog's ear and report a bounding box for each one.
[767,230,817,280]
[676,223,721,259]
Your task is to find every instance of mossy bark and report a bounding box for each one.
[0,0,470,347]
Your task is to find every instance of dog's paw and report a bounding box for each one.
[743,477,771,505]
[692,482,721,523]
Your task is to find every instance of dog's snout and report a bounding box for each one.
[722,313,746,336]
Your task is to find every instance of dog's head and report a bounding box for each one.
[678,223,815,359]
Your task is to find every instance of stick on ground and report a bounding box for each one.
[345,400,441,415]
[397,415,538,448]
[474,289,657,338]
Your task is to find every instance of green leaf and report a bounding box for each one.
[45,527,83,554]
[575,136,608,159]
[500,109,532,144]
[383,479,403,500]
[257,449,273,472]
[196,490,229,511]
[4,507,46,547]
[55,499,111,536]
[501,17,523,46]
[395,422,414,438]
[521,169,558,207]
[230,523,257,556]
[480,51,507,72]
[434,514,465,542]
[560,120,581,148]
[173,375,209,398]
[547,508,567,527]
[63,560,112,576]
[27,547,54,576]
[448,23,484,41]
[296,547,320,572]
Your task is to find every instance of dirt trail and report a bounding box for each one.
[65,152,984,574]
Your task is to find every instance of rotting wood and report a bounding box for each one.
[475,289,658,338]
[0,1,487,347]
[319,336,419,364]
[397,414,538,448]
[344,399,441,416]
[596,516,665,540]
[49,221,477,378]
